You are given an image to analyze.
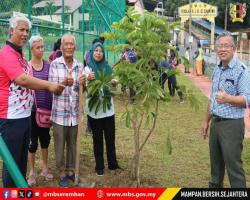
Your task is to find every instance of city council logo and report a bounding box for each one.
[230,3,247,23]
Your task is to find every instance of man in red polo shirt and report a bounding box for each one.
[0,14,65,187]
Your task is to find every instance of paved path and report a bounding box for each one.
[179,64,250,138]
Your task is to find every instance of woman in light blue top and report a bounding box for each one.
[85,42,122,176]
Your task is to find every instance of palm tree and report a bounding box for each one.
[45,0,56,20]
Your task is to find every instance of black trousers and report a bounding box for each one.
[168,75,183,101]
[28,112,51,153]
[0,117,31,187]
[159,72,168,90]
[168,74,177,96]
[88,115,118,171]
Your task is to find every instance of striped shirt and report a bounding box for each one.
[48,56,84,126]
[210,57,250,119]
[32,60,52,110]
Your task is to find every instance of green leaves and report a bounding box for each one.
[126,111,131,128]
[102,9,180,128]
[102,8,200,148]
[177,85,201,112]
[87,71,114,115]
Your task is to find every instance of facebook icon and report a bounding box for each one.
[2,190,10,198]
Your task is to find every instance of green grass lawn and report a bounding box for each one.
[0,73,249,187]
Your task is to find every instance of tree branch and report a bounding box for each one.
[139,100,159,152]
[137,113,144,135]
[125,96,135,126]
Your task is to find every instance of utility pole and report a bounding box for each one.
[189,0,192,37]
[224,0,228,30]
[62,0,65,33]
[188,0,193,68]
[82,0,85,56]
[28,0,31,60]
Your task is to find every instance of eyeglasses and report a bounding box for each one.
[215,44,234,50]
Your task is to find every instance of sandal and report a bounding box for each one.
[40,170,53,180]
[27,174,37,186]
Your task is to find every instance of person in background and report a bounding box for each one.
[159,55,169,90]
[118,44,137,101]
[49,38,62,63]
[85,42,122,176]
[194,43,203,76]
[202,32,250,188]
[167,49,184,103]
[27,35,53,186]
[0,14,65,188]
[49,33,86,187]
[113,43,137,68]
[202,57,206,75]
[184,47,190,73]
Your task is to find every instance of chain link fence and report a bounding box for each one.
[0,0,125,64]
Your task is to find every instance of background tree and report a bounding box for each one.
[0,0,41,13]
[45,0,56,20]
[164,0,188,16]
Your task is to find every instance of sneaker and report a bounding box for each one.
[96,169,104,176]
[66,174,75,182]
[27,174,37,187]
[179,99,184,104]
[59,176,69,187]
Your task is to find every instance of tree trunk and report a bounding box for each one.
[135,128,140,187]
[131,117,140,187]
